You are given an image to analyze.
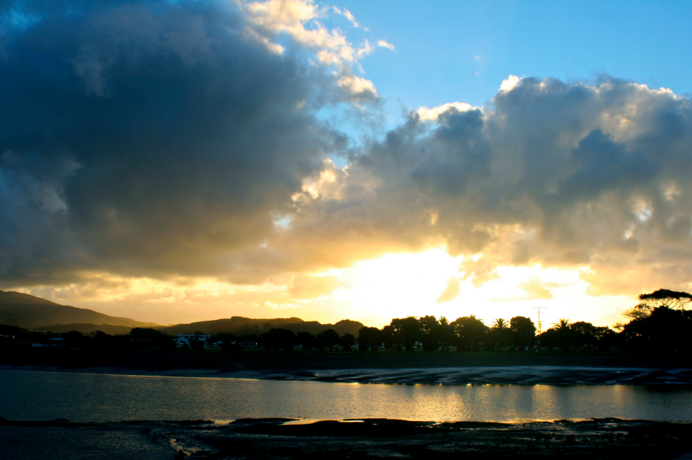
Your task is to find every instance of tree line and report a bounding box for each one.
[1,289,690,354]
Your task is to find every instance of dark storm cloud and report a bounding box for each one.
[0,0,341,285]
[4,0,692,301]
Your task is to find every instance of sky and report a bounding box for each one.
[2,0,692,329]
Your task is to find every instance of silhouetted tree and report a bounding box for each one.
[0,324,48,342]
[621,306,692,352]
[419,315,440,351]
[92,331,116,350]
[568,321,596,349]
[552,319,571,350]
[451,316,488,351]
[438,316,453,351]
[296,331,314,351]
[639,289,692,310]
[489,318,510,350]
[62,331,86,348]
[215,333,241,352]
[130,328,168,341]
[510,316,536,348]
[381,325,395,349]
[492,318,508,330]
[624,289,692,322]
[240,333,260,344]
[190,337,205,352]
[320,329,341,351]
[358,326,381,351]
[158,337,177,352]
[341,333,356,351]
[536,328,557,348]
[390,316,421,351]
[593,326,617,351]
[261,328,296,352]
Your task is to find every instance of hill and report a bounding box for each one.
[33,323,136,335]
[0,291,160,329]
[0,291,366,337]
[157,317,365,337]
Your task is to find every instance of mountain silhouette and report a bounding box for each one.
[0,290,159,329]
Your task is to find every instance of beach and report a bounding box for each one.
[2,417,692,459]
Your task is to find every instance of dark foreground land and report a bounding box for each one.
[3,348,692,371]
[2,417,692,459]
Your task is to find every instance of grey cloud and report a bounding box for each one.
[4,1,692,301]
[0,0,342,286]
[558,130,658,203]
[267,77,692,296]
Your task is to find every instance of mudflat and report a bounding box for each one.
[3,349,692,385]
[2,417,692,459]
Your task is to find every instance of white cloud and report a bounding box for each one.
[500,74,521,92]
[356,39,374,59]
[377,40,395,51]
[240,0,387,100]
[332,6,362,29]
[337,74,378,97]
[416,102,474,121]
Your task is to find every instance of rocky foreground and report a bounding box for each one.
[2,417,692,459]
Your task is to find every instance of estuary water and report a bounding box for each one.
[2,369,692,423]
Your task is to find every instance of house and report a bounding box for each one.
[33,337,65,348]
[176,334,211,347]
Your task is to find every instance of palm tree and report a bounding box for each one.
[492,318,509,330]
[553,319,571,349]
[490,318,509,349]
[439,316,453,351]
[553,319,570,331]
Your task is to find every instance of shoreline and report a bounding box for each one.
[2,349,692,385]
[4,364,692,386]
[2,417,692,459]
[3,347,692,369]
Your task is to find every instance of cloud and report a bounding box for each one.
[240,0,384,102]
[332,6,362,29]
[336,74,379,99]
[500,75,521,92]
[377,40,395,51]
[518,279,555,300]
[288,273,340,299]
[460,257,501,288]
[0,0,343,286]
[262,76,692,299]
[4,2,692,308]
[436,277,460,303]
[144,290,187,304]
[416,102,474,121]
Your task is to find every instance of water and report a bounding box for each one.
[2,369,692,422]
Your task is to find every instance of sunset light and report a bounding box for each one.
[4,2,692,457]
[2,0,692,332]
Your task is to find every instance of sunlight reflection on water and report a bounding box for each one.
[2,370,692,422]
